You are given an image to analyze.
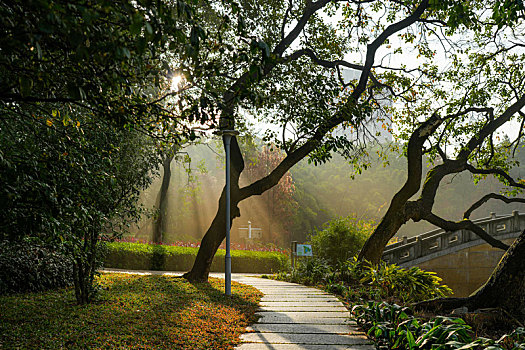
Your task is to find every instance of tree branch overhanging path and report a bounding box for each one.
[183,0,434,282]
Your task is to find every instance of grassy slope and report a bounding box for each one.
[0,273,262,349]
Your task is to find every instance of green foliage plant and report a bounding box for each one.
[277,256,451,304]
[309,217,373,266]
[352,302,525,350]
[0,240,73,295]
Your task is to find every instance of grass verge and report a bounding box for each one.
[0,273,262,349]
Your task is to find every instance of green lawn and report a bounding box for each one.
[0,273,262,349]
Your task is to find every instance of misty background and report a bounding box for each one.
[126,140,525,248]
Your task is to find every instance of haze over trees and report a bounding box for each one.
[130,142,525,246]
[2,0,525,320]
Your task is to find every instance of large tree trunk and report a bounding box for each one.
[358,114,442,264]
[153,154,174,243]
[358,203,414,264]
[183,137,244,282]
[416,231,525,321]
[466,230,525,319]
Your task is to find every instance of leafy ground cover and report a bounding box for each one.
[0,273,262,349]
[275,257,524,349]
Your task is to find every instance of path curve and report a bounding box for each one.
[101,270,374,349]
[232,276,374,350]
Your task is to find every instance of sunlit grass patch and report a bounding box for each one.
[0,273,262,349]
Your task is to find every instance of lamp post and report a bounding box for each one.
[216,129,239,296]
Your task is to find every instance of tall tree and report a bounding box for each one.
[0,0,214,303]
[183,0,483,282]
[354,1,525,319]
[153,152,176,243]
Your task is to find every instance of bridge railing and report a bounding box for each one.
[382,211,525,265]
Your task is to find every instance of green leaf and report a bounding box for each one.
[19,77,33,97]
[257,40,270,58]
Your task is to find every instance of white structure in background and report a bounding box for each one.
[239,221,262,240]
[333,68,393,144]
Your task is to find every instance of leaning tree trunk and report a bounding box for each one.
[416,230,525,321]
[153,154,174,243]
[183,137,244,282]
[357,114,442,264]
[358,202,415,264]
[465,230,525,319]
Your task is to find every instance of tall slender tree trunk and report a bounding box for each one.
[153,154,174,243]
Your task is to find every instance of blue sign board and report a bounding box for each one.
[296,244,313,257]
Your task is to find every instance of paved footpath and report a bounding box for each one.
[102,270,374,349]
[231,275,374,350]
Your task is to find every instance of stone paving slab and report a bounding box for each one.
[261,296,340,302]
[240,333,370,345]
[254,286,330,295]
[256,311,351,318]
[236,344,374,350]
[259,306,349,312]
[246,324,361,334]
[256,316,353,324]
[260,301,341,306]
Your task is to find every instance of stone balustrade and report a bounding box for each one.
[382,211,525,267]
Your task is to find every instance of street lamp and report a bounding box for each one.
[216,129,239,296]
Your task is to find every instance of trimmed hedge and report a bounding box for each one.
[104,242,288,273]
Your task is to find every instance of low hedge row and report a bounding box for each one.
[104,242,288,273]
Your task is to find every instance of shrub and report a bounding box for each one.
[309,217,373,266]
[104,242,288,273]
[355,259,452,303]
[352,302,525,350]
[283,257,333,285]
[277,256,451,304]
[0,240,73,295]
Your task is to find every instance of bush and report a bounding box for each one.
[354,259,452,303]
[0,240,73,295]
[309,217,373,266]
[280,257,333,285]
[352,302,525,350]
[277,256,451,304]
[104,242,288,273]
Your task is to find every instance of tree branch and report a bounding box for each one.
[464,193,525,219]
[466,164,525,190]
[425,212,510,250]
